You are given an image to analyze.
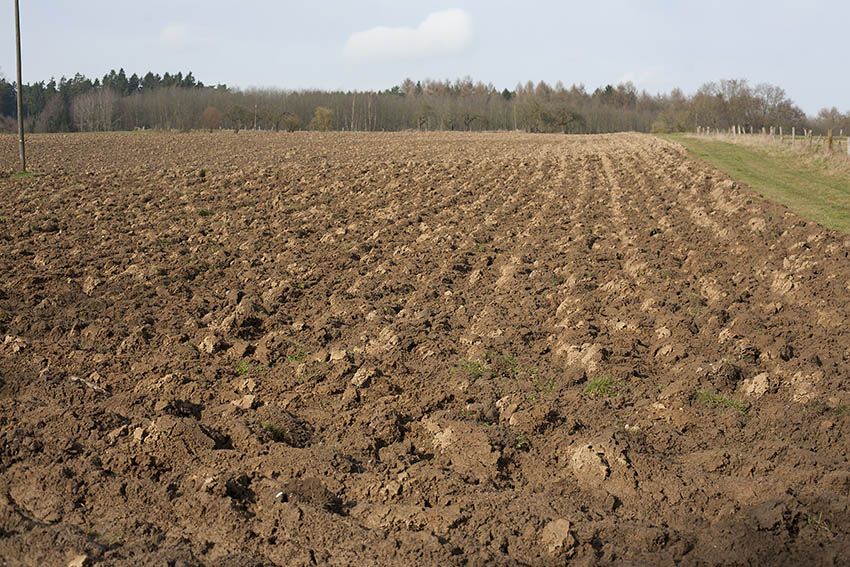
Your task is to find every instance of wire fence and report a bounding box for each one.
[695,126,850,156]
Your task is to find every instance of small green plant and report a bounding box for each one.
[286,348,308,363]
[458,358,490,379]
[803,399,829,415]
[807,512,831,534]
[198,209,213,217]
[514,433,530,451]
[696,390,747,414]
[11,170,37,180]
[686,292,706,316]
[487,351,540,378]
[261,421,287,443]
[536,377,556,395]
[487,351,519,375]
[458,408,476,420]
[584,375,616,397]
[236,359,265,376]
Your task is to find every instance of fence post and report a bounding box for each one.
[828,129,833,152]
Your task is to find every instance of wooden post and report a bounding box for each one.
[14,0,26,172]
[792,126,795,144]
[828,129,833,152]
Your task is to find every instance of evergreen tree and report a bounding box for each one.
[0,78,16,117]
[142,72,159,91]
[116,68,130,96]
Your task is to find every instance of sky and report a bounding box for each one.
[1,0,848,114]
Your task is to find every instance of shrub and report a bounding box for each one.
[309,106,333,131]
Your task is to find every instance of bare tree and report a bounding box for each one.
[201,106,223,131]
[71,88,118,131]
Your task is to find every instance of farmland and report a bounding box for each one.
[1,131,849,564]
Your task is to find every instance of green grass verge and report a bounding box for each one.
[665,135,850,233]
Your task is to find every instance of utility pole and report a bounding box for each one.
[14,0,26,172]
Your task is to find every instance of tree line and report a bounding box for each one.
[1,69,848,135]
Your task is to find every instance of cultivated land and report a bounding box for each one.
[1,132,849,565]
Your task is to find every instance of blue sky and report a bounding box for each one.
[2,0,847,114]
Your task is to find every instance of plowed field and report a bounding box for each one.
[1,132,849,565]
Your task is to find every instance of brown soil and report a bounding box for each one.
[1,132,849,566]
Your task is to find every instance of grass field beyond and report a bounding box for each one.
[668,135,850,233]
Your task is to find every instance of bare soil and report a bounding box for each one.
[1,132,849,566]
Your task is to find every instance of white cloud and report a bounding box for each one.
[343,9,473,63]
[159,23,191,49]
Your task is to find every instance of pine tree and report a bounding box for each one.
[116,68,130,96]
[142,72,158,91]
